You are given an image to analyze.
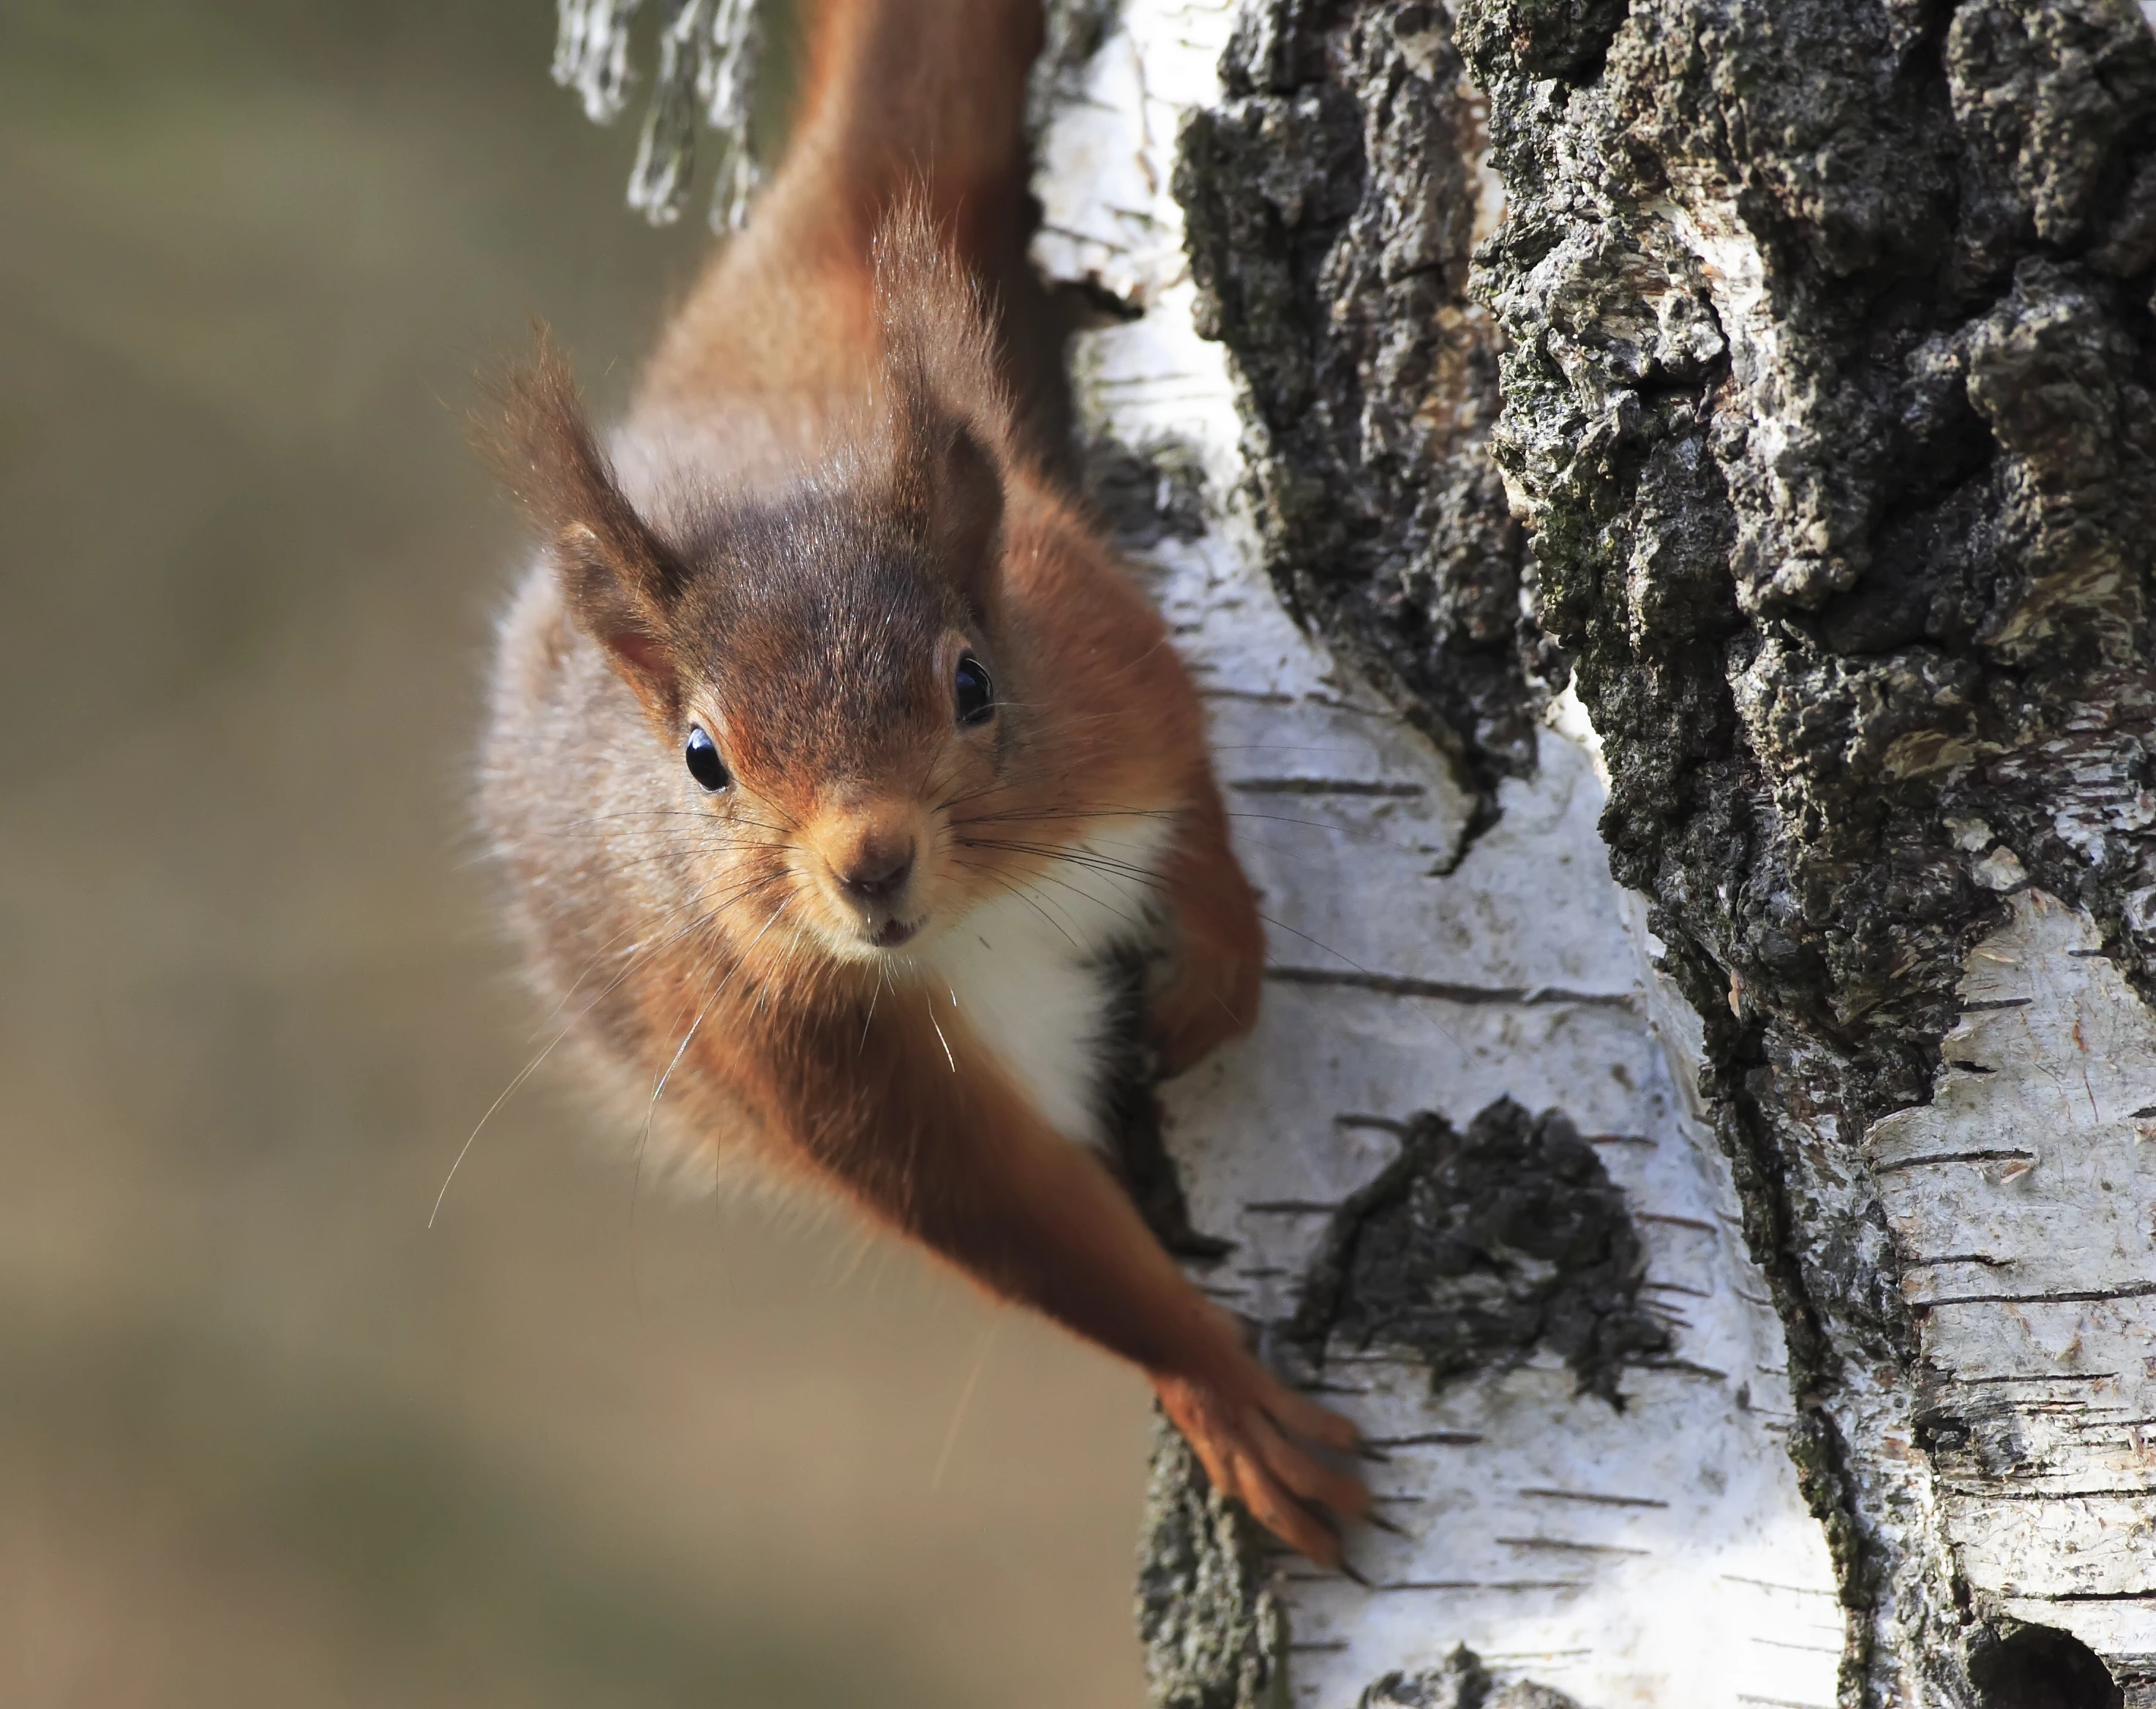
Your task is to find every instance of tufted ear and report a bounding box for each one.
[481,328,691,718]
[872,207,1011,620]
[890,398,1006,617]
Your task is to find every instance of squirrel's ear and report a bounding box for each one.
[480,331,689,718]
[894,406,1005,615]
[874,210,1012,615]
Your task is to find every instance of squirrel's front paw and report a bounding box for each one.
[1152,1367,1368,1568]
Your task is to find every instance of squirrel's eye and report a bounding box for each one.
[953,653,994,726]
[684,726,731,792]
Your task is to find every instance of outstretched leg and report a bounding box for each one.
[751,991,1368,1563]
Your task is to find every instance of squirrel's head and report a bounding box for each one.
[485,320,1034,965]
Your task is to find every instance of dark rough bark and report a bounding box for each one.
[1452,0,2156,1701]
[1137,1416,1288,1709]
[1362,1646,1582,1709]
[1175,1,1542,818]
[1288,1100,1670,1408]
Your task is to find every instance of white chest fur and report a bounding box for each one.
[921,819,1174,1147]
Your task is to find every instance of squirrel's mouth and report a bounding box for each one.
[871,917,920,949]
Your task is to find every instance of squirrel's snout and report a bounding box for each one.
[811,805,929,946]
[834,841,915,904]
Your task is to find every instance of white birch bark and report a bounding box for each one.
[1867,884,2156,1668]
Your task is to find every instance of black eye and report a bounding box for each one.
[684,726,730,792]
[954,652,994,725]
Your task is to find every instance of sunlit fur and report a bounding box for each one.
[476,0,1367,1565]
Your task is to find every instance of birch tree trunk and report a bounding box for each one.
[1026,1,2156,1704]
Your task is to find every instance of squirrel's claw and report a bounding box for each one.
[1153,1369,1369,1568]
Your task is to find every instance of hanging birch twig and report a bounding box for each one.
[553,0,764,233]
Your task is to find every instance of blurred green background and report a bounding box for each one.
[0,3,1150,1704]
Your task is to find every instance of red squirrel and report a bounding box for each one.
[478,0,1368,1564]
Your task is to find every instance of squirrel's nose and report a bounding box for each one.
[835,840,915,905]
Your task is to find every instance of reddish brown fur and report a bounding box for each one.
[479,0,1365,1563]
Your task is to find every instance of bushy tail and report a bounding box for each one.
[789,0,1043,284]
[634,0,1062,467]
